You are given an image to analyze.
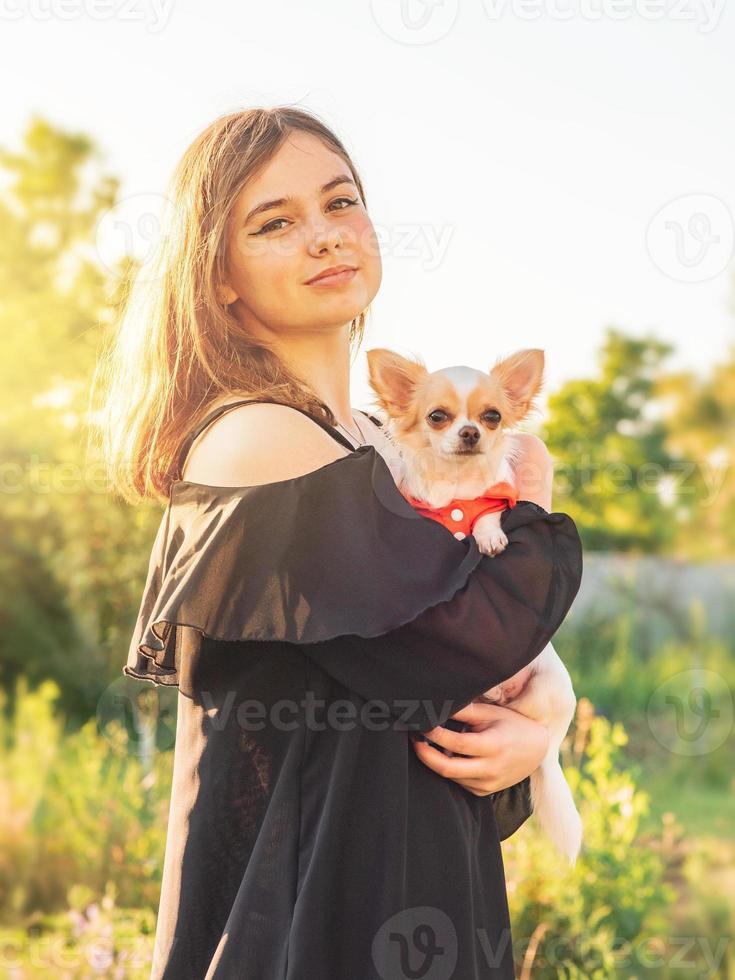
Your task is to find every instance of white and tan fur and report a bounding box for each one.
[366,347,583,865]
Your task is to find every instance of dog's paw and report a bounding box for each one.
[474,524,508,557]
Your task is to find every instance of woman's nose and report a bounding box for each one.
[306,220,344,256]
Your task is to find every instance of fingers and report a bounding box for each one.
[445,700,510,726]
[416,724,476,757]
[411,736,492,779]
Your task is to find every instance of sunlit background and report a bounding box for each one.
[1,1,733,976]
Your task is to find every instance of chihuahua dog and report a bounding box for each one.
[366,346,583,865]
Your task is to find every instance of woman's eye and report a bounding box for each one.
[329,196,360,211]
[253,197,359,236]
[256,217,289,235]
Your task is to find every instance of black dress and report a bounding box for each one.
[123,399,583,980]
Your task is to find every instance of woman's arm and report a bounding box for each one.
[512,432,553,511]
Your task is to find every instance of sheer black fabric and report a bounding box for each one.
[123,399,583,979]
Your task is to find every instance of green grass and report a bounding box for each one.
[640,769,735,841]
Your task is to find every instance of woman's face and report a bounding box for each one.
[220,131,382,339]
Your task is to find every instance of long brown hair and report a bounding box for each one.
[90,106,370,505]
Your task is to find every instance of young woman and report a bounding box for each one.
[95,106,582,979]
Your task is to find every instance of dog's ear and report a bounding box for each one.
[490,349,545,421]
[366,348,429,417]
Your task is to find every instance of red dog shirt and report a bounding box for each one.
[403,480,518,540]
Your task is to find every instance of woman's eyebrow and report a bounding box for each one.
[243,174,357,225]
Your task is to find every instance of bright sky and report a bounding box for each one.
[2,0,734,413]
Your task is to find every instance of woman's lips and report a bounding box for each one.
[306,268,358,287]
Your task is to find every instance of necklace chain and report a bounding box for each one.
[335,412,365,447]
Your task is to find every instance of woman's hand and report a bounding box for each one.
[410,701,550,797]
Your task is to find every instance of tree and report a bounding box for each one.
[0,117,160,722]
[540,328,679,553]
[657,347,735,559]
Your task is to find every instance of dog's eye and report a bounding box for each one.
[428,410,448,424]
[483,410,502,428]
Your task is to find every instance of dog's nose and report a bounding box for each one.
[458,425,480,445]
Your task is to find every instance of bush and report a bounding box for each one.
[0,677,172,920]
[504,699,676,978]
[0,882,155,978]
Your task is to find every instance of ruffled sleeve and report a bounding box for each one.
[491,775,534,841]
[124,443,582,732]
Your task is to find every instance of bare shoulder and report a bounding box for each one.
[182,402,351,487]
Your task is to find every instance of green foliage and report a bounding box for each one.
[658,353,735,558]
[504,705,676,978]
[541,327,735,559]
[0,115,118,402]
[0,678,171,921]
[541,328,679,553]
[0,117,163,721]
[0,882,155,978]
[557,599,735,808]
